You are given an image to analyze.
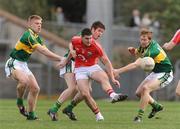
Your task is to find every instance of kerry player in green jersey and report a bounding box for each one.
[114,28,173,122]
[5,15,63,120]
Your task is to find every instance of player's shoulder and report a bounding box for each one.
[174,29,180,36]
[149,40,160,50]
[92,40,103,52]
[150,40,159,47]
[71,35,81,43]
[176,29,180,33]
[72,35,81,40]
[94,40,103,49]
[22,29,31,38]
[19,29,31,42]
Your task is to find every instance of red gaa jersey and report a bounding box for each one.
[171,29,180,45]
[71,36,103,68]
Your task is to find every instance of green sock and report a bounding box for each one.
[137,109,144,118]
[150,101,160,109]
[17,98,23,106]
[66,100,77,112]
[51,101,61,113]
[28,111,36,118]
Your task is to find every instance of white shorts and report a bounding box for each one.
[145,71,173,88]
[5,58,33,78]
[74,64,103,80]
[59,60,75,78]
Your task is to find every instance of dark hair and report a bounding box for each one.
[91,21,105,30]
[81,28,92,37]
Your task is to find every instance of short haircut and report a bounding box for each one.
[91,21,105,30]
[81,28,92,37]
[140,28,152,40]
[28,15,42,22]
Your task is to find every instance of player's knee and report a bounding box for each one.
[99,78,109,86]
[35,87,40,93]
[175,90,180,96]
[98,74,109,83]
[136,86,148,96]
[19,79,28,86]
[31,86,40,94]
[135,91,141,97]
[81,91,90,99]
[68,86,77,94]
[17,84,26,91]
[71,86,78,92]
[141,85,149,93]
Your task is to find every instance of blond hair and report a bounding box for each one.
[28,15,42,22]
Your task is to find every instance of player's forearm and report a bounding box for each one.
[163,42,176,51]
[36,46,62,61]
[43,49,62,61]
[104,60,115,80]
[116,62,138,74]
[66,52,73,62]
[69,42,73,52]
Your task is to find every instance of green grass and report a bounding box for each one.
[0,99,180,129]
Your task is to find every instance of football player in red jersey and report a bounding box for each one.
[163,29,180,96]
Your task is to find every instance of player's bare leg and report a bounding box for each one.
[12,69,29,117]
[27,74,40,120]
[175,80,180,96]
[62,80,92,121]
[91,70,128,103]
[48,73,77,121]
[58,73,78,103]
[134,79,163,122]
[77,79,104,121]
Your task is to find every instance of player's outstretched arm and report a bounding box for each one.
[69,42,77,58]
[35,45,63,61]
[114,58,141,76]
[163,41,176,51]
[56,52,73,68]
[100,54,120,87]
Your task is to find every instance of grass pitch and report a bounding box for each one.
[0,99,180,129]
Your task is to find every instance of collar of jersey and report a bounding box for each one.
[141,40,152,57]
[28,28,38,38]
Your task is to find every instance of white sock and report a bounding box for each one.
[96,112,104,121]
[96,112,102,117]
[109,92,117,99]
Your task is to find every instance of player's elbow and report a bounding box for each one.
[36,45,47,55]
[165,47,173,51]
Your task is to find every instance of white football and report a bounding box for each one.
[139,57,155,72]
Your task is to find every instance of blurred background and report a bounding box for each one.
[0,0,179,100]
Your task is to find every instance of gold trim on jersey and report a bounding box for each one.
[15,41,34,54]
[154,52,166,63]
[27,35,41,49]
[28,28,38,38]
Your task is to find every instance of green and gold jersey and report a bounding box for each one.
[10,28,45,62]
[137,40,172,73]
